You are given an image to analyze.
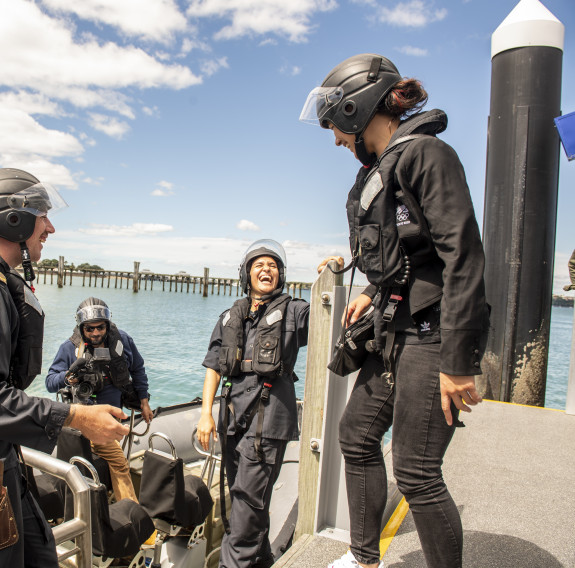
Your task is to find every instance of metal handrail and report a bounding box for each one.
[21,446,92,568]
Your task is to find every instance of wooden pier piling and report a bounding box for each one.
[31,258,311,300]
[57,256,64,288]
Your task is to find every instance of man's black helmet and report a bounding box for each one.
[239,239,287,295]
[76,297,111,327]
[300,54,402,135]
[0,168,67,242]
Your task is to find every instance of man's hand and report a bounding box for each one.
[343,294,373,327]
[66,404,129,444]
[197,413,217,452]
[439,373,483,426]
[140,399,153,424]
[317,256,344,274]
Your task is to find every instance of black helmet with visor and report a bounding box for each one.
[299,54,402,166]
[0,168,67,282]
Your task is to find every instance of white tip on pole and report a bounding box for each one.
[492,0,564,58]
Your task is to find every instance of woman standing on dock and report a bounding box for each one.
[302,55,489,568]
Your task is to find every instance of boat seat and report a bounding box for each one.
[26,465,65,521]
[63,457,154,559]
[56,426,113,492]
[139,432,213,529]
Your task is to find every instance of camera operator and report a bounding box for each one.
[46,297,153,506]
[0,168,128,568]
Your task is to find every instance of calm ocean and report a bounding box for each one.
[26,281,573,411]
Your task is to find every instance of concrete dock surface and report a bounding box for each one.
[276,400,575,568]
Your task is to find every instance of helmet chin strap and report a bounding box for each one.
[355,135,377,167]
[19,242,35,283]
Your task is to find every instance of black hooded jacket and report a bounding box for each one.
[347,109,489,375]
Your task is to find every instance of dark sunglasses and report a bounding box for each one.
[84,324,107,333]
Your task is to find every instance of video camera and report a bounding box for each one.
[59,347,111,405]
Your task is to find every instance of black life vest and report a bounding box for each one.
[70,323,131,389]
[347,135,443,315]
[2,268,44,390]
[218,293,293,378]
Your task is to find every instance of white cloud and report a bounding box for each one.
[1,2,201,92]
[142,106,160,117]
[280,64,302,76]
[0,106,83,160]
[395,45,429,56]
[78,223,174,236]
[0,0,203,180]
[151,181,175,196]
[41,0,188,43]
[237,219,260,232]
[353,0,447,28]
[379,1,447,27]
[186,0,338,42]
[0,157,79,189]
[200,57,229,77]
[88,113,131,139]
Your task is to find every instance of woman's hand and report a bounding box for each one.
[439,373,483,426]
[197,413,217,452]
[343,293,372,327]
[317,256,344,274]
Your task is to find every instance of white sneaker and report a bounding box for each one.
[327,550,384,568]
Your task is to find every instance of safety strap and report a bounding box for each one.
[219,381,233,535]
[381,286,403,374]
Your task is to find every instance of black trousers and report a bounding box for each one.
[0,464,58,568]
[339,344,462,568]
[219,435,288,568]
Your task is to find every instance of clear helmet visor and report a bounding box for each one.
[241,239,287,270]
[76,305,111,326]
[6,182,68,217]
[299,86,344,126]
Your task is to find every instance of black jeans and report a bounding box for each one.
[339,343,462,567]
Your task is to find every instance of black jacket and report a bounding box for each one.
[348,109,489,375]
[0,258,69,472]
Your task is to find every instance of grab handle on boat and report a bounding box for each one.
[148,431,178,459]
[123,408,151,462]
[192,427,220,491]
[69,456,101,487]
[191,427,221,462]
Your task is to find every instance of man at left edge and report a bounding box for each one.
[0,167,129,567]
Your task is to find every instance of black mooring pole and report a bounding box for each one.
[481,0,564,405]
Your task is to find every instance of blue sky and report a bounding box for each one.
[1,0,573,291]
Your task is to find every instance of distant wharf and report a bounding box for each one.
[30,257,311,298]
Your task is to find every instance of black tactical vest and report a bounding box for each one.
[70,323,131,388]
[2,268,44,390]
[347,135,443,316]
[218,294,293,378]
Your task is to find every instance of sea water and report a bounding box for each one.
[26,281,573,411]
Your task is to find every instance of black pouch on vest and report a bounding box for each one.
[0,462,19,550]
[328,307,375,377]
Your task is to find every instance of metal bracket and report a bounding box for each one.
[310,438,322,453]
